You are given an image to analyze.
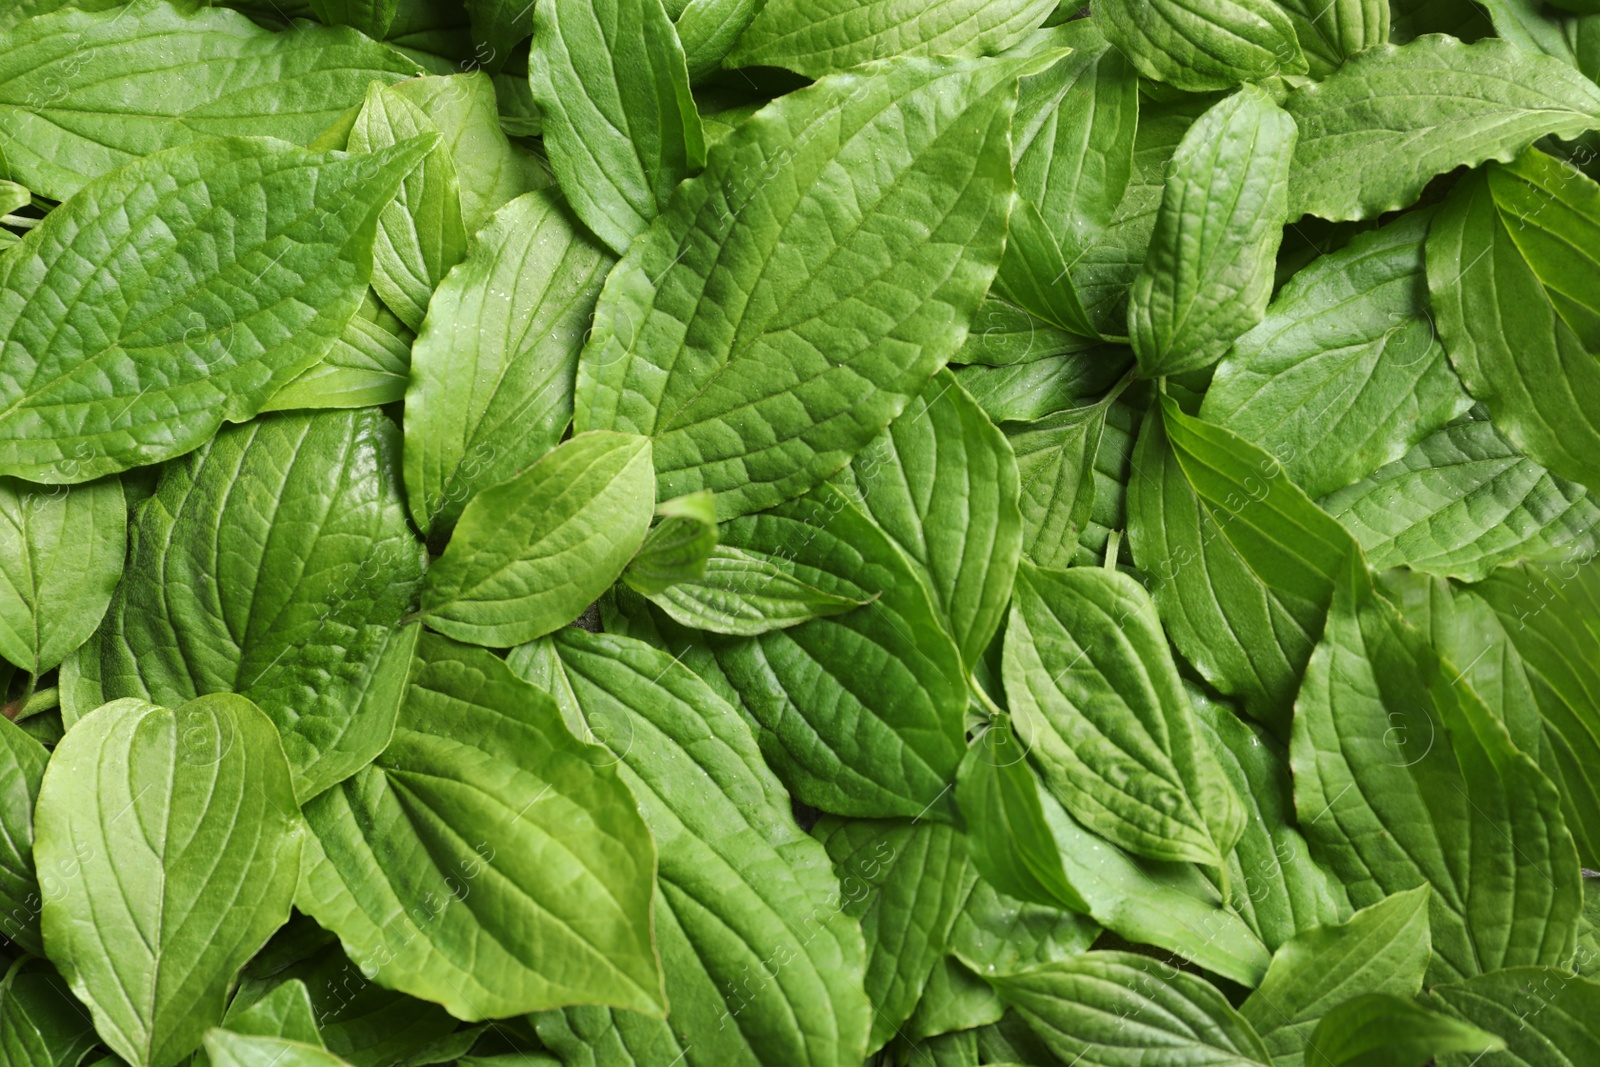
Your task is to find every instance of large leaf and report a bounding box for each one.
[404,191,614,539]
[1290,558,1581,983]
[1239,888,1432,1067]
[0,0,418,200]
[529,0,704,255]
[0,137,430,484]
[0,958,101,1067]
[1201,210,1471,499]
[419,431,656,647]
[726,0,1056,78]
[1428,967,1600,1065]
[296,634,665,1021]
[1129,86,1296,378]
[1095,0,1306,91]
[1127,395,1357,734]
[519,631,872,1067]
[84,410,425,802]
[1004,562,1245,869]
[0,718,46,956]
[1428,148,1600,496]
[986,952,1274,1066]
[574,54,1035,519]
[836,371,1022,667]
[0,476,123,676]
[1322,419,1600,581]
[34,694,302,1067]
[1285,35,1600,221]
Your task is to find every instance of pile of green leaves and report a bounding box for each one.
[3,0,1600,1063]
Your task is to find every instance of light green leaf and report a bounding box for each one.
[204,1032,351,1067]
[1130,85,1296,377]
[574,54,1033,519]
[621,491,719,595]
[1005,561,1245,869]
[0,958,101,1067]
[0,0,419,201]
[1276,0,1388,75]
[727,0,1056,78]
[35,694,303,1067]
[947,874,1100,979]
[1285,35,1600,222]
[986,952,1274,1067]
[1428,148,1600,496]
[1240,888,1432,1067]
[0,136,430,484]
[296,634,665,1021]
[220,980,322,1044]
[1323,420,1600,581]
[404,191,614,539]
[837,371,1022,666]
[0,717,46,956]
[0,476,123,676]
[350,82,469,331]
[1006,396,1113,570]
[1128,395,1357,734]
[818,818,976,1054]
[676,0,763,81]
[1095,0,1306,91]
[1202,210,1471,499]
[644,545,870,636]
[84,410,425,803]
[1307,993,1504,1067]
[264,290,414,414]
[1428,967,1600,1066]
[519,630,873,1067]
[529,0,704,255]
[419,431,655,647]
[1478,0,1600,81]
[1291,559,1581,983]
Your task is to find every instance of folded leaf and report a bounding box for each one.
[1291,557,1581,983]
[1202,210,1471,499]
[727,0,1056,78]
[1286,35,1600,221]
[219,980,322,1044]
[1276,0,1389,76]
[85,410,425,802]
[644,545,869,635]
[1308,993,1503,1067]
[955,350,1130,424]
[621,491,719,595]
[1095,0,1306,91]
[0,957,101,1067]
[296,635,665,1021]
[0,0,418,200]
[954,297,1101,368]
[948,874,1099,978]
[676,0,763,81]
[529,0,704,255]
[1006,397,1113,570]
[1130,86,1296,377]
[575,54,1035,518]
[1428,966,1600,1065]
[35,695,303,1067]
[264,291,413,414]
[404,191,614,539]
[0,476,123,676]
[1005,561,1245,869]
[521,631,873,1067]
[0,718,46,956]
[0,136,430,484]
[419,431,655,647]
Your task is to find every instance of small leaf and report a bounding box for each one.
[644,545,870,636]
[622,491,719,595]
[1307,993,1503,1067]
[1096,0,1307,91]
[0,717,47,955]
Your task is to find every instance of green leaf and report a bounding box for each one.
[264,290,414,414]
[1006,396,1113,570]
[0,0,419,201]
[956,296,1102,369]
[837,371,1023,667]
[0,717,46,956]
[1127,395,1357,734]
[295,634,665,1021]
[992,175,1101,340]
[0,476,123,676]
[1004,561,1245,869]
[698,481,969,819]
[1239,888,1432,1067]
[404,191,614,539]
[955,350,1131,425]
[220,980,322,1044]
[905,958,1005,1042]
[676,0,764,81]
[1285,35,1600,222]
[0,958,101,1067]
[0,136,431,484]
[1307,993,1504,1067]
[1201,210,1472,499]
[574,54,1033,519]
[986,952,1274,1067]
[1275,0,1389,76]
[1428,149,1600,496]
[1290,558,1581,983]
[1322,420,1600,581]
[1130,85,1296,378]
[1428,967,1600,1065]
[947,873,1100,978]
[956,719,1085,913]
[34,694,303,1067]
[518,630,873,1067]
[621,491,719,595]
[84,410,425,802]
[1095,0,1306,91]
[419,431,655,647]
[1478,0,1600,81]
[817,818,977,1054]
[529,0,704,255]
[349,82,469,331]
[727,0,1057,78]
[204,1032,351,1067]
[644,545,870,635]
[310,0,398,38]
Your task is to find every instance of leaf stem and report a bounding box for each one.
[3,685,57,722]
